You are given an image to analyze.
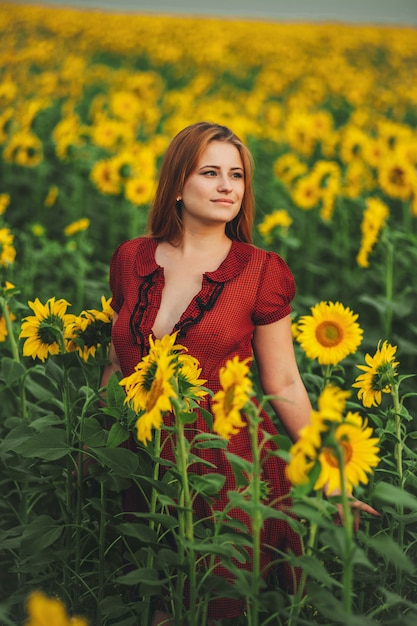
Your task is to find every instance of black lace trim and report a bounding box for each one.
[129,273,225,351]
[175,278,225,338]
[129,272,156,353]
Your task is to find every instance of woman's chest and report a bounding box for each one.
[152,271,203,339]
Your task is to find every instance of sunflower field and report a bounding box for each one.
[1,2,417,625]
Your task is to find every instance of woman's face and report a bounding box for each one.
[180,140,245,231]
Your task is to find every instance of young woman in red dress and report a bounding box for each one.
[101,122,378,625]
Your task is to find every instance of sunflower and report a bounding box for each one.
[290,318,300,340]
[285,111,317,158]
[273,153,308,186]
[31,223,45,238]
[314,411,380,493]
[356,197,389,268]
[19,97,51,129]
[177,353,208,402]
[339,126,369,164]
[119,332,191,444]
[149,331,185,358]
[65,312,99,362]
[318,384,351,420]
[20,297,72,362]
[122,145,157,179]
[109,90,142,122]
[96,296,114,324]
[286,410,326,486]
[124,176,155,206]
[0,307,16,342]
[352,340,399,408]
[285,437,318,486]
[257,209,292,243]
[342,160,374,199]
[89,115,134,149]
[378,152,416,200]
[3,130,43,167]
[64,218,90,237]
[296,301,363,366]
[90,159,122,196]
[44,185,58,208]
[0,227,16,266]
[311,160,341,188]
[65,298,113,362]
[0,107,14,145]
[362,137,388,168]
[311,110,334,140]
[52,113,84,160]
[25,590,88,626]
[0,192,10,215]
[120,350,178,446]
[212,356,253,439]
[292,175,321,210]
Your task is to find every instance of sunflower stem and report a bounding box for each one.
[175,414,197,625]
[392,383,404,486]
[97,479,106,624]
[142,427,161,626]
[247,403,262,626]
[322,364,333,386]
[337,445,354,616]
[392,382,404,590]
[288,495,320,624]
[382,233,394,341]
[1,296,28,419]
[63,364,74,594]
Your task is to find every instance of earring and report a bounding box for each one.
[176,196,182,202]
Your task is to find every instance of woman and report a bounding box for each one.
[101,122,377,625]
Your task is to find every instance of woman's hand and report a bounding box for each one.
[326,487,380,531]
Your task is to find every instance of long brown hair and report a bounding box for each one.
[147,122,255,243]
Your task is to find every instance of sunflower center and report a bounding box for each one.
[315,321,342,347]
[322,440,353,468]
[390,166,405,186]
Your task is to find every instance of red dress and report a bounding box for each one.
[110,236,302,619]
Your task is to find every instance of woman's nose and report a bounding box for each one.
[217,175,232,191]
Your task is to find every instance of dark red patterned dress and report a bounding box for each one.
[109,236,302,619]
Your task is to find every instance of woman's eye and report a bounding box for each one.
[201,170,243,178]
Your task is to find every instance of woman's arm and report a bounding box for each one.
[253,314,379,524]
[252,314,312,441]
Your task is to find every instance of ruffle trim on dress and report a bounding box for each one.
[174,277,225,338]
[129,237,255,351]
[129,271,158,352]
[133,237,253,284]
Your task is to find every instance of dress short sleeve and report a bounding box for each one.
[252,251,296,325]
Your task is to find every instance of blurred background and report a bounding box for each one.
[1,0,417,359]
[13,0,417,24]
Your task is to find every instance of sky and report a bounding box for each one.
[11,0,417,25]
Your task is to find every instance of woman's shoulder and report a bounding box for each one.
[236,241,289,266]
[111,236,158,275]
[116,236,155,254]
[244,242,295,286]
